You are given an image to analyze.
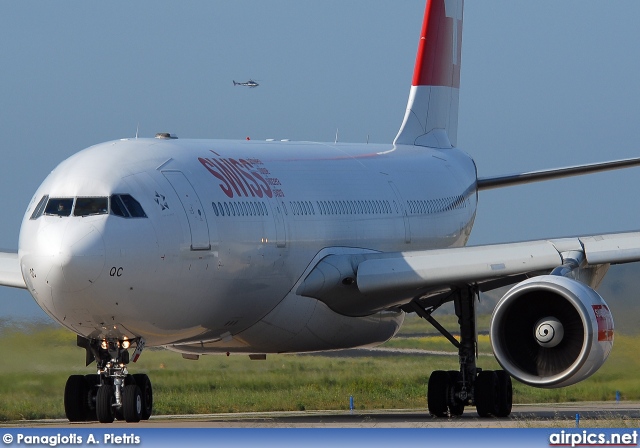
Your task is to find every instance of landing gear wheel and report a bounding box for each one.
[446,371,465,416]
[96,385,115,423]
[495,370,513,417]
[475,370,498,417]
[133,374,153,420]
[122,385,143,423]
[64,375,89,422]
[427,370,449,417]
[84,374,100,421]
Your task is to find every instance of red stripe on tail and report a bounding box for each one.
[412,0,463,88]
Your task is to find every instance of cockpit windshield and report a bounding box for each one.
[30,194,147,220]
[44,198,74,217]
[74,197,109,217]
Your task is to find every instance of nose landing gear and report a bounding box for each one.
[64,337,152,423]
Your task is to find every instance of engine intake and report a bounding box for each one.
[490,275,613,388]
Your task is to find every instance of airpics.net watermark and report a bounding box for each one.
[3,433,140,446]
[549,430,638,447]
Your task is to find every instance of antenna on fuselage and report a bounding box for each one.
[135,123,140,139]
[335,128,339,144]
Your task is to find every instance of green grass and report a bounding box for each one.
[394,312,492,336]
[0,318,638,422]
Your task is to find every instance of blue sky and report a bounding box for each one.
[1,1,640,318]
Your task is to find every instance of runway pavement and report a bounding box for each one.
[2,402,639,428]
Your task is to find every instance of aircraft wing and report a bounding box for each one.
[0,251,27,289]
[297,231,640,316]
[477,156,640,190]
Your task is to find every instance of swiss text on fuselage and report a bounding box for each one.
[199,156,275,199]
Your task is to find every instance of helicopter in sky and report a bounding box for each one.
[233,79,259,88]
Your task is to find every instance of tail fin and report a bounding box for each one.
[394,0,464,148]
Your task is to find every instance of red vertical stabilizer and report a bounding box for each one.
[394,0,464,148]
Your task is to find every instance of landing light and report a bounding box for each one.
[122,340,130,349]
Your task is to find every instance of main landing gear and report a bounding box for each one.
[408,286,513,418]
[64,336,153,423]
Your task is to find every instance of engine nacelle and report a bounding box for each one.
[490,275,614,388]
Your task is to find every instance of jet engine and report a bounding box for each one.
[490,275,614,388]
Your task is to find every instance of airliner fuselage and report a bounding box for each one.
[19,138,477,353]
[10,0,635,423]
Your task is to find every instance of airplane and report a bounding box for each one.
[2,0,640,424]
[233,79,259,88]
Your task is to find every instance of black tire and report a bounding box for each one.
[133,374,153,420]
[446,371,465,417]
[96,385,115,423]
[110,376,134,421]
[64,375,89,422]
[122,385,143,423]
[427,370,449,417]
[84,374,100,421]
[494,370,513,417]
[475,370,498,417]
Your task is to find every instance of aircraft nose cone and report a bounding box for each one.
[43,220,106,293]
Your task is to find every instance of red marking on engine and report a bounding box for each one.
[592,304,614,342]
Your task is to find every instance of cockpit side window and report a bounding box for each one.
[110,194,147,218]
[110,195,130,217]
[30,195,49,220]
[44,198,74,217]
[74,197,108,217]
[120,194,147,218]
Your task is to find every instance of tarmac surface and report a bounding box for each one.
[2,402,639,428]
